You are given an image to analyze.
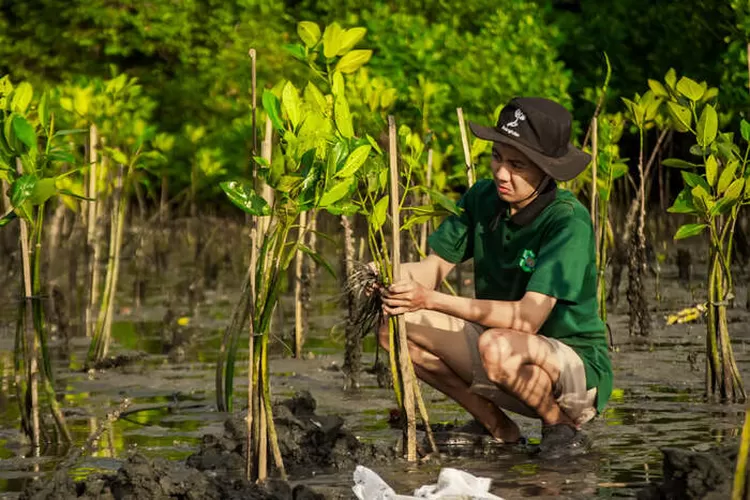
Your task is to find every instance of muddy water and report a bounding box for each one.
[0,261,749,499]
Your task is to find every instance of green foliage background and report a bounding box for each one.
[0,0,748,206]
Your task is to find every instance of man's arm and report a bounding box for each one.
[382,282,556,334]
[399,253,456,291]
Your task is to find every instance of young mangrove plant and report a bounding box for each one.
[0,76,78,447]
[659,72,747,402]
[57,76,163,368]
[215,21,385,478]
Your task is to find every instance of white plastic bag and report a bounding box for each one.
[352,465,505,500]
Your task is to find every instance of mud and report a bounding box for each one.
[637,444,742,500]
[20,391,389,500]
[187,390,394,476]
[19,453,326,500]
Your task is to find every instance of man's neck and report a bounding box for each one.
[509,193,540,216]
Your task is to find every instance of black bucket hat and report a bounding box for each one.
[468,97,591,182]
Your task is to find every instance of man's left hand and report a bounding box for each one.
[380,280,432,316]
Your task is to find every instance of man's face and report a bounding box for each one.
[490,143,546,204]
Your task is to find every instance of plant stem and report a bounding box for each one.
[293,210,308,359]
[388,115,417,461]
[590,117,598,230]
[457,108,474,187]
[419,149,433,255]
[732,407,750,500]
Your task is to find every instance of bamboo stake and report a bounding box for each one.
[456,108,475,186]
[16,158,39,452]
[590,117,598,230]
[293,210,308,359]
[86,125,99,338]
[746,42,750,96]
[258,370,268,482]
[388,116,417,461]
[419,149,433,256]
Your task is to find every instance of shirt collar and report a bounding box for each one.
[496,179,557,227]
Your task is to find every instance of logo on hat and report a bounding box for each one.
[501,109,525,138]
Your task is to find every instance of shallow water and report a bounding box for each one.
[0,262,748,499]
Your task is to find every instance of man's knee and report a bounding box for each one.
[478,329,518,385]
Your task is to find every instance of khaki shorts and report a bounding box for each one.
[403,310,597,427]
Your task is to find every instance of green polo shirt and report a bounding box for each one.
[427,179,613,414]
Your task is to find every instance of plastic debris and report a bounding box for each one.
[352,465,505,500]
[665,304,706,325]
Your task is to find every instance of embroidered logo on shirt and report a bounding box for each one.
[519,249,536,272]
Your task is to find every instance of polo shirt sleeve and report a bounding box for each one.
[426,188,475,264]
[525,213,595,303]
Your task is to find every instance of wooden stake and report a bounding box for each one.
[590,117,598,231]
[293,210,308,359]
[419,149,433,256]
[388,116,416,461]
[86,125,99,338]
[456,108,475,186]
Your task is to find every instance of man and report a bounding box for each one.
[378,97,613,457]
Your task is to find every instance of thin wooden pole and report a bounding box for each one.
[590,117,598,229]
[86,125,99,338]
[456,108,474,186]
[293,210,307,359]
[419,149,433,256]
[388,115,416,461]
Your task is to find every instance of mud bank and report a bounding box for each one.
[638,443,744,500]
[20,391,395,500]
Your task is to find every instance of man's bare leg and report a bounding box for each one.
[478,329,576,428]
[378,321,522,442]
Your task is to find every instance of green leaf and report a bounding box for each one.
[648,79,669,98]
[335,50,372,74]
[332,71,345,97]
[304,83,327,114]
[262,90,285,132]
[370,195,389,231]
[275,175,304,193]
[319,176,356,206]
[38,91,50,130]
[334,96,354,138]
[666,102,692,132]
[401,214,432,232]
[11,82,33,114]
[704,155,718,188]
[722,178,745,205]
[298,243,336,279]
[28,178,57,205]
[681,170,706,189]
[366,134,383,155]
[674,223,707,240]
[676,76,705,101]
[58,189,94,202]
[10,174,37,207]
[336,145,371,178]
[282,43,306,62]
[741,120,750,143]
[107,148,129,165]
[427,188,462,216]
[322,22,343,59]
[667,188,696,214]
[0,210,17,227]
[662,158,701,169]
[52,128,87,137]
[664,69,677,90]
[717,160,738,194]
[220,180,270,216]
[696,105,718,147]
[324,201,359,216]
[282,82,302,129]
[297,21,321,48]
[12,115,36,150]
[337,27,367,55]
[691,184,713,214]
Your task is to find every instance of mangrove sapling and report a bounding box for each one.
[0,78,79,446]
[621,90,665,337]
[660,73,747,402]
[216,67,380,478]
